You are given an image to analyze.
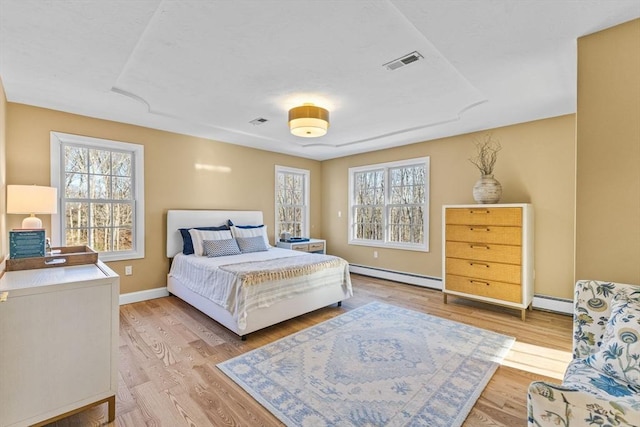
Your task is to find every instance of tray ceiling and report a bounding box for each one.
[1,0,638,160]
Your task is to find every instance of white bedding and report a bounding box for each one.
[168,247,352,330]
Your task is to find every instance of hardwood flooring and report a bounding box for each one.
[46,274,573,427]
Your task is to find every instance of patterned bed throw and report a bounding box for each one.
[219,254,345,286]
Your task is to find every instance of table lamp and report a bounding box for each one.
[7,185,58,229]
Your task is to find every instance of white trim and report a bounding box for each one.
[275,165,310,238]
[532,295,573,315]
[349,264,442,290]
[350,264,573,315]
[119,287,169,305]
[50,132,145,262]
[348,157,430,252]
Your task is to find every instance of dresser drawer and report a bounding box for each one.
[445,224,521,245]
[446,207,522,226]
[291,243,309,251]
[445,241,521,264]
[445,274,522,303]
[446,257,522,284]
[308,242,325,252]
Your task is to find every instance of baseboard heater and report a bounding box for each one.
[349,264,443,290]
[348,264,572,315]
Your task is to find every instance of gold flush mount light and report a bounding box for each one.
[288,103,329,137]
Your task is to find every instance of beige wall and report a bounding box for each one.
[322,115,577,299]
[3,19,637,299]
[5,103,322,294]
[575,19,640,285]
[0,77,6,269]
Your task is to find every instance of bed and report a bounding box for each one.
[166,210,352,339]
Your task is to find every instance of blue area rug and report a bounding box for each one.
[217,301,514,426]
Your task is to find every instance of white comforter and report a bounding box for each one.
[168,248,352,330]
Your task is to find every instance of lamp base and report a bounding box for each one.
[22,215,43,229]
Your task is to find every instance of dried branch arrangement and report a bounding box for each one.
[469,133,502,176]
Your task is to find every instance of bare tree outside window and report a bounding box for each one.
[349,158,429,251]
[275,166,309,239]
[63,144,134,252]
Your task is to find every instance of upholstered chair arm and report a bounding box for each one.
[527,381,637,427]
[573,280,619,359]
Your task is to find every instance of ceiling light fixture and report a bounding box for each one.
[288,103,329,138]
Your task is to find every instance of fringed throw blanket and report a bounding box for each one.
[219,254,344,286]
[169,251,352,330]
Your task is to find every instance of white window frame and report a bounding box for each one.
[50,131,145,262]
[275,165,310,239]
[348,157,430,252]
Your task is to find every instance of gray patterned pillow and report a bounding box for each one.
[236,236,268,253]
[203,239,241,257]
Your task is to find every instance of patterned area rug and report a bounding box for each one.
[217,301,514,427]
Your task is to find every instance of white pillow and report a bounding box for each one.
[188,229,233,256]
[231,225,271,248]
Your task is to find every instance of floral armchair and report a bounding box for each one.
[528,280,640,427]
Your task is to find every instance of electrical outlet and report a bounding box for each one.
[373,251,378,259]
[125,265,132,276]
[338,210,342,218]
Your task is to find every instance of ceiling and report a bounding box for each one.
[1,1,638,161]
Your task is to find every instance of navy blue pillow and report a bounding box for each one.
[179,225,230,255]
[228,220,264,229]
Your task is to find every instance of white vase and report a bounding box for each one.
[473,174,502,204]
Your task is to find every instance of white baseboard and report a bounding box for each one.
[349,264,573,315]
[532,295,573,315]
[119,287,169,305]
[349,264,442,290]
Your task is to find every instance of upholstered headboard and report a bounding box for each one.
[166,210,264,257]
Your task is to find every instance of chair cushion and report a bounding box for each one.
[584,296,640,387]
[563,359,640,408]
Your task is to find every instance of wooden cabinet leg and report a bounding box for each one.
[108,395,116,422]
[443,293,448,304]
[521,309,526,322]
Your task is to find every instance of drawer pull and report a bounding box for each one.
[0,291,8,302]
[469,262,490,268]
[470,244,490,249]
[469,227,490,232]
[470,280,490,286]
[469,209,490,214]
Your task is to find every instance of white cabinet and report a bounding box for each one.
[276,238,326,254]
[0,262,119,427]
[442,204,534,320]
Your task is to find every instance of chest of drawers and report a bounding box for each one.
[442,204,534,320]
[0,262,119,426]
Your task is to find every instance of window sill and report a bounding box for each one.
[348,239,429,252]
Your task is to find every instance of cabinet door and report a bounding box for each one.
[0,282,113,426]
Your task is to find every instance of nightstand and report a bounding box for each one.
[276,238,326,254]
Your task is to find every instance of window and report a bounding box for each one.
[349,157,429,251]
[50,132,144,262]
[275,166,309,238]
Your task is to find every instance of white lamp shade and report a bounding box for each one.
[7,185,58,214]
[7,185,58,229]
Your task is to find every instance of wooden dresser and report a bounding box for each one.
[442,204,534,320]
[0,261,119,427]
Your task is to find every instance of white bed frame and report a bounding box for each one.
[166,210,351,339]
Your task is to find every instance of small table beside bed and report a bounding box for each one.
[166,210,352,339]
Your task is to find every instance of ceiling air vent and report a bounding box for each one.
[383,51,424,71]
[249,117,268,125]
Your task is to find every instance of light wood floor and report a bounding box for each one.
[47,274,574,427]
